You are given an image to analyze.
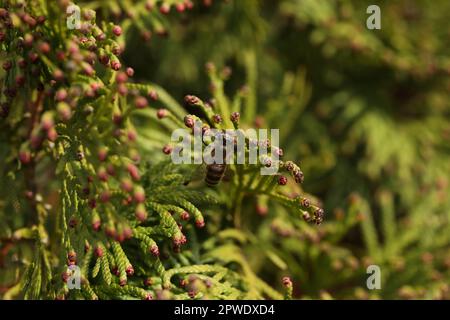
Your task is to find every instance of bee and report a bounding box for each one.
[205,162,227,187]
[204,130,234,187]
[184,158,230,187]
[181,128,236,187]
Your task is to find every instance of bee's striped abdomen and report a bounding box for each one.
[205,164,226,186]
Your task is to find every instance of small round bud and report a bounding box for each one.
[112,25,122,36]
[133,186,146,203]
[39,42,50,54]
[180,211,190,221]
[105,226,116,238]
[148,90,158,101]
[106,164,116,176]
[256,204,268,216]
[162,145,173,155]
[116,72,128,83]
[173,234,187,246]
[160,3,171,14]
[135,204,148,222]
[126,67,134,77]
[97,147,108,162]
[157,108,168,119]
[294,170,304,184]
[314,208,324,221]
[263,157,272,168]
[99,54,110,65]
[110,60,121,71]
[115,233,125,243]
[230,112,240,123]
[67,251,77,263]
[134,96,148,109]
[298,197,310,208]
[184,115,195,128]
[176,3,185,12]
[29,52,39,64]
[195,219,205,228]
[47,127,58,142]
[41,112,54,131]
[19,151,32,165]
[127,128,137,142]
[94,246,103,257]
[53,69,64,81]
[150,244,160,257]
[126,265,134,276]
[282,276,292,287]
[278,176,288,186]
[212,114,222,124]
[185,0,194,10]
[127,163,140,181]
[184,95,201,106]
[144,293,153,300]
[285,161,294,171]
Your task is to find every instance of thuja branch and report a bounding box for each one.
[157,63,325,227]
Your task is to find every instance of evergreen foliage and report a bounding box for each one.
[1,0,449,299]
